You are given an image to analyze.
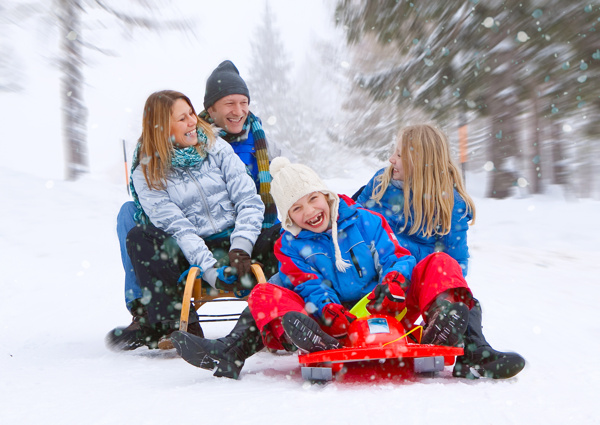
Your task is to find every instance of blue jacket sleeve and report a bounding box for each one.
[356,170,382,207]
[274,235,342,318]
[440,194,471,276]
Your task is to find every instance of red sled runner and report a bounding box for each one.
[298,298,463,382]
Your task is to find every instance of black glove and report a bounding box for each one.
[228,249,252,277]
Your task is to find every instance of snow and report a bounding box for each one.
[1,164,599,425]
[1,1,600,423]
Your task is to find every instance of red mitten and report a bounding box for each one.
[366,271,407,316]
[321,303,357,338]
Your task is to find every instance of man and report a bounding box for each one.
[107,60,281,353]
[200,60,279,229]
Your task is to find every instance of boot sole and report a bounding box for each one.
[281,312,341,353]
[170,331,217,371]
[422,303,469,346]
[157,335,174,350]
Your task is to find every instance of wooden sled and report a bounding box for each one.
[178,263,266,332]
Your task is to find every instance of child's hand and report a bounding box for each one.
[366,272,407,316]
[321,303,357,339]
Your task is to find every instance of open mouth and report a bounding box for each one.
[184,130,197,137]
[306,213,325,227]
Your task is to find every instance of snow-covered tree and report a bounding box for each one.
[335,0,600,198]
[246,2,311,162]
[3,0,193,181]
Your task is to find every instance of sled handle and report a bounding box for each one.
[349,293,407,322]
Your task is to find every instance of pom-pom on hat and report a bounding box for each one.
[203,60,250,110]
[269,157,351,272]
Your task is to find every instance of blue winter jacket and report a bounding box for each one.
[275,196,417,319]
[356,168,472,276]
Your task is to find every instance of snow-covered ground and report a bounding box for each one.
[1,164,599,425]
[2,1,599,423]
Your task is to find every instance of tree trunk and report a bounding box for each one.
[550,123,568,186]
[486,107,519,199]
[59,0,88,180]
[529,96,543,194]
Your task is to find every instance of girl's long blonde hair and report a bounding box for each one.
[139,90,215,190]
[371,124,476,237]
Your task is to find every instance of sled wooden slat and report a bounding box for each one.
[179,264,266,332]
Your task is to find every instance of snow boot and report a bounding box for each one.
[281,312,341,353]
[105,314,153,351]
[171,307,263,379]
[106,301,203,351]
[453,301,525,379]
[421,300,469,347]
[105,300,157,351]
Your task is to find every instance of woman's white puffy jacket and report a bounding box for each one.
[132,138,265,272]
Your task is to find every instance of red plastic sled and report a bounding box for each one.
[298,314,463,382]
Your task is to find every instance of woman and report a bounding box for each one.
[356,124,525,379]
[106,90,275,351]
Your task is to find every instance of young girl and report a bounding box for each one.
[171,157,475,379]
[248,157,475,354]
[106,90,276,351]
[356,124,525,379]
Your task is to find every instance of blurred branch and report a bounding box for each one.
[94,0,196,34]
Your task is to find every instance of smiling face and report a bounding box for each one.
[169,98,198,148]
[288,191,331,234]
[389,140,406,181]
[207,94,249,134]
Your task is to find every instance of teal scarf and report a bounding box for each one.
[130,131,208,225]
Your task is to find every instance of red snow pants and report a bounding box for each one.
[247,252,473,350]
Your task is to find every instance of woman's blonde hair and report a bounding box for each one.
[138,90,215,190]
[371,124,476,237]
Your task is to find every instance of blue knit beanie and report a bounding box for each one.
[203,60,250,110]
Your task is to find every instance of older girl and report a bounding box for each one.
[356,124,525,379]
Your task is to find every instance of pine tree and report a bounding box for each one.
[3,0,194,180]
[246,2,308,161]
[335,0,600,198]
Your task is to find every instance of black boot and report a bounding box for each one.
[171,307,264,379]
[421,300,469,347]
[105,300,157,351]
[106,316,170,351]
[453,301,526,379]
[281,312,340,353]
[106,301,203,351]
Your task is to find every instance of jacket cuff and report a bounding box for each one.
[202,267,218,288]
[230,237,253,256]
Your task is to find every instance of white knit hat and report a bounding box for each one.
[270,157,351,272]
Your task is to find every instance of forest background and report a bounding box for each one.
[0,0,598,198]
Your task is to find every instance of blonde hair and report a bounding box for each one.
[371,124,476,237]
[138,90,215,190]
